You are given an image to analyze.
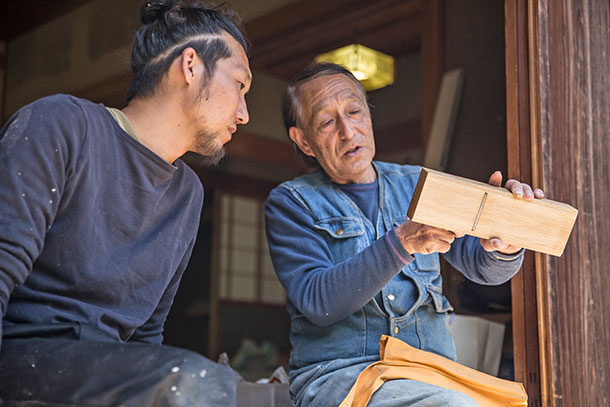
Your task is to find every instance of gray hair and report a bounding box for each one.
[281,62,367,167]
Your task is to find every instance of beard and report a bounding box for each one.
[192,130,226,166]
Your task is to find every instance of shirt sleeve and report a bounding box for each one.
[444,235,525,285]
[0,97,85,350]
[264,187,413,327]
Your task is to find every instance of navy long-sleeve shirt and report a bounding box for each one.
[0,95,203,348]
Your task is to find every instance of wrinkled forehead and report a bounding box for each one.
[297,74,366,120]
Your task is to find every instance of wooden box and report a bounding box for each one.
[406,168,578,257]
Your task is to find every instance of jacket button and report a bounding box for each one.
[394,326,399,334]
[336,229,344,235]
[387,294,395,301]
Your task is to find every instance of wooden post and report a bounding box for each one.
[0,40,6,123]
[504,0,543,404]
[421,0,444,148]
[535,0,610,405]
[507,0,610,405]
[207,190,223,359]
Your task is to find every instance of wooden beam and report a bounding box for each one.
[246,0,357,43]
[420,0,444,148]
[504,0,542,403]
[407,168,578,256]
[246,0,421,78]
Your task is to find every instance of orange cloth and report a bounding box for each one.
[339,335,527,407]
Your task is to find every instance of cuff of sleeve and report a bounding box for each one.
[386,230,414,265]
[489,248,525,261]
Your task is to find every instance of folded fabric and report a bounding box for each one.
[339,335,527,407]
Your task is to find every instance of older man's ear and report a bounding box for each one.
[289,126,315,157]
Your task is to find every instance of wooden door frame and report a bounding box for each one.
[505,0,545,404]
[504,0,568,406]
[508,0,610,405]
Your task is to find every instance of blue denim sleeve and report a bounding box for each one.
[443,235,524,285]
[265,187,413,327]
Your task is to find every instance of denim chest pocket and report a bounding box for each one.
[313,217,366,263]
[425,284,454,313]
[413,253,440,272]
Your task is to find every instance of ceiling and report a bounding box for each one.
[0,0,423,80]
[0,0,96,41]
[0,0,300,42]
[245,0,422,79]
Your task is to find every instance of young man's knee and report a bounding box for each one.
[169,352,236,382]
[156,350,240,406]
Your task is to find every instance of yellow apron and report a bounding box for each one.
[339,335,528,407]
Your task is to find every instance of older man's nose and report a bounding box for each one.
[338,116,357,140]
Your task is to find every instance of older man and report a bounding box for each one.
[265,63,542,407]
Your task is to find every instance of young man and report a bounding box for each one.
[265,63,544,407]
[0,1,251,405]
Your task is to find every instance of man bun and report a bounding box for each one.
[140,0,178,25]
[127,0,248,103]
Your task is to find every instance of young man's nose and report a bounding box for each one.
[236,98,249,125]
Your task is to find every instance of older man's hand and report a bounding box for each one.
[396,171,544,256]
[480,170,544,254]
[395,219,464,255]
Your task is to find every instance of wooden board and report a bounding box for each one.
[423,68,464,171]
[406,168,578,257]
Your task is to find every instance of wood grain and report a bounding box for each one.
[407,168,578,256]
[504,1,541,401]
[535,0,610,405]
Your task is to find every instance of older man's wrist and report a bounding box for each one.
[490,248,525,261]
[387,229,414,264]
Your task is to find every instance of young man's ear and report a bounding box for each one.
[289,126,315,157]
[180,47,204,85]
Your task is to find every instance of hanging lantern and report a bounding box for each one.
[316,43,395,92]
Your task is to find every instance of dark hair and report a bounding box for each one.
[281,62,367,168]
[126,0,249,103]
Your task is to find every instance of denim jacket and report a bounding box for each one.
[279,162,456,366]
[269,162,523,404]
